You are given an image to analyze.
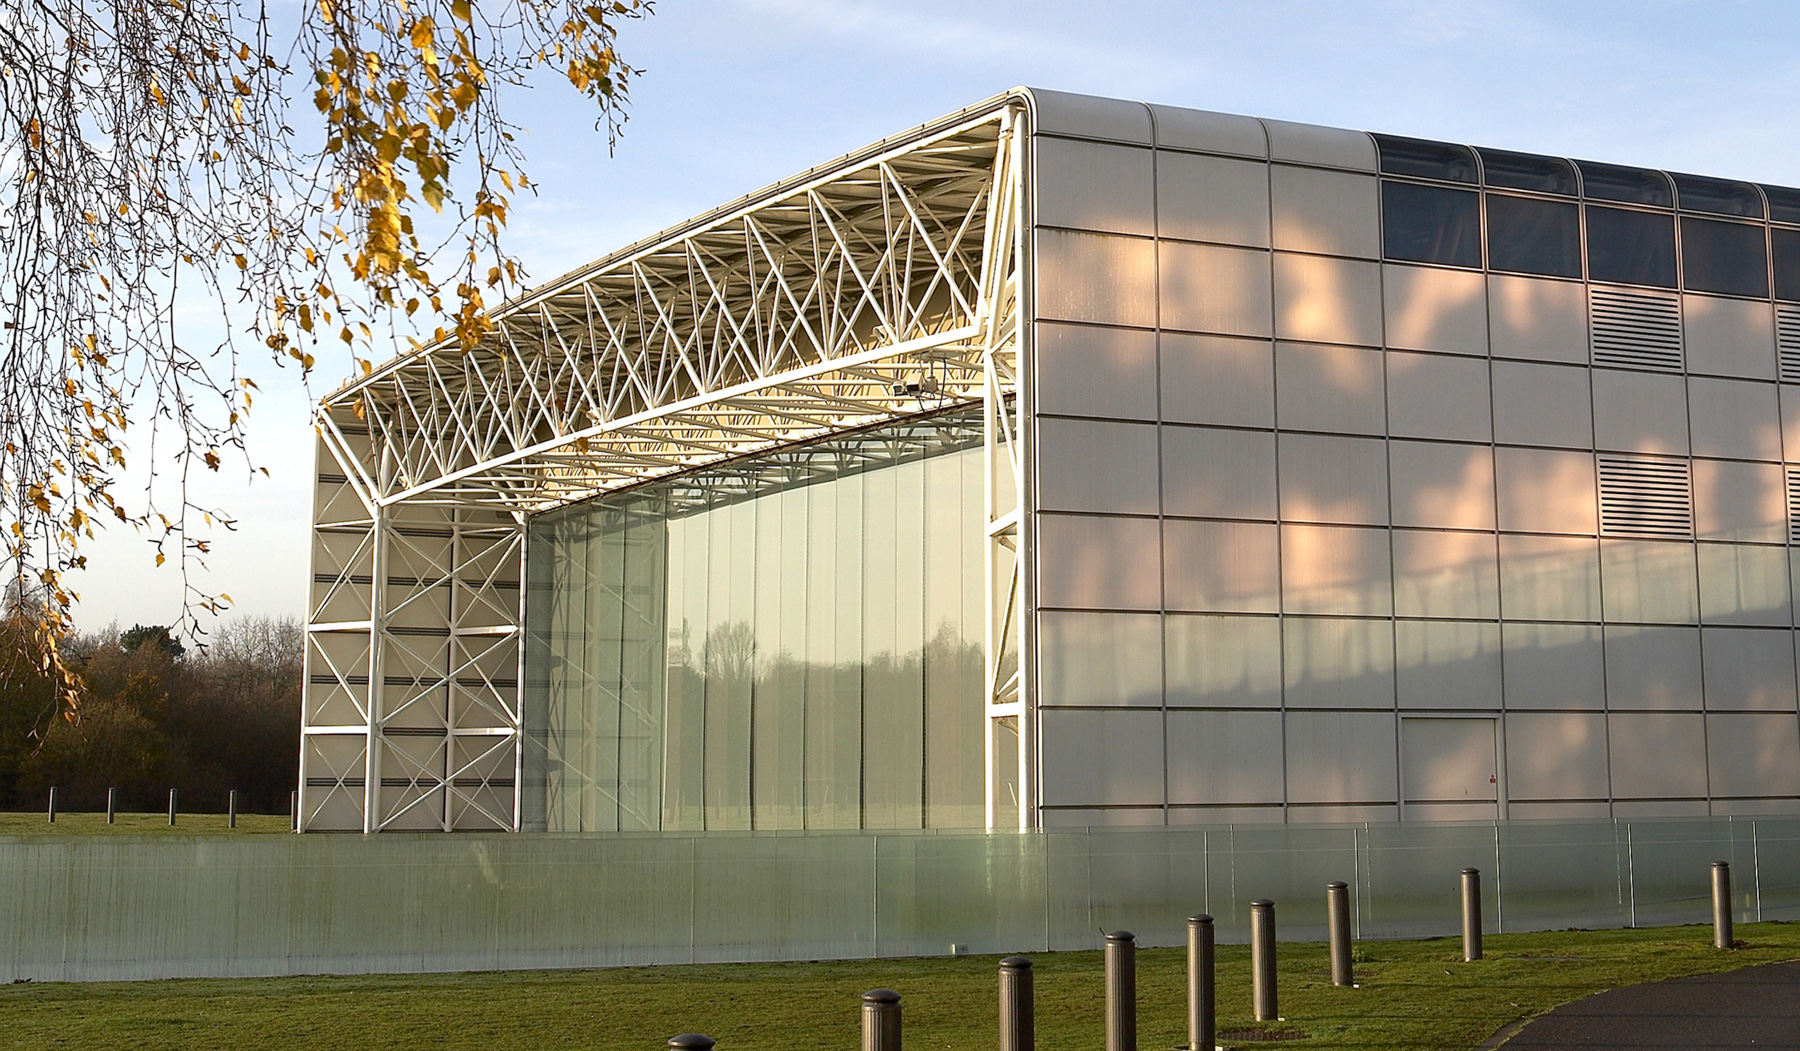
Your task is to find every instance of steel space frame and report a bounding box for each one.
[300,97,1036,831]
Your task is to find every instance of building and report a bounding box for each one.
[299,88,1800,833]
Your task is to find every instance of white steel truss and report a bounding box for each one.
[301,96,1033,831]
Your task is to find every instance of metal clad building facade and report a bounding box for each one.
[300,88,1800,832]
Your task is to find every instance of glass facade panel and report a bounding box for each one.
[523,411,986,831]
[1773,228,1800,302]
[1382,181,1482,268]
[1486,194,1581,278]
[1586,205,1677,288]
[1374,134,1478,183]
[1577,160,1673,207]
[1682,217,1769,298]
[1672,173,1764,219]
[1477,148,1577,195]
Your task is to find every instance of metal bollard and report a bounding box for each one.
[1251,899,1277,1022]
[106,787,116,824]
[47,786,57,824]
[228,790,238,829]
[168,788,178,826]
[1327,881,1353,987]
[861,989,901,1051]
[668,1036,715,1051]
[1187,915,1214,1051]
[998,956,1033,1051]
[1461,868,1482,962]
[1105,930,1136,1051]
[1713,861,1733,949]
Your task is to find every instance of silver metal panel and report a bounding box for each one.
[1034,322,1159,422]
[1164,519,1280,613]
[1706,713,1800,797]
[1150,103,1267,157]
[1489,275,1589,364]
[1036,417,1160,514]
[1270,165,1380,259]
[1491,361,1593,449]
[1383,265,1490,357]
[1688,377,1782,461]
[1592,369,1691,456]
[1159,241,1273,337]
[1165,613,1283,707]
[1701,627,1799,711]
[1034,138,1154,236]
[1277,433,1390,525]
[1603,625,1703,710]
[1390,442,1496,531]
[1036,513,1162,611]
[1697,542,1793,625]
[1386,351,1492,442]
[1508,801,1613,819]
[1038,709,1166,807]
[1167,804,1286,825]
[1040,807,1166,827]
[1599,539,1700,624]
[1710,798,1800,816]
[1504,713,1608,799]
[1280,524,1395,616]
[1401,718,1498,808]
[1161,426,1277,520]
[1035,228,1157,328]
[1026,88,1153,144]
[1393,528,1500,620]
[1502,622,1606,710]
[1159,333,1275,428]
[1499,535,1602,621]
[1284,711,1399,804]
[1157,152,1270,248]
[1261,119,1378,171]
[1694,459,1786,543]
[1282,616,1397,708]
[1496,448,1598,535]
[1273,253,1384,347]
[1286,804,1400,823]
[1608,712,1709,800]
[1038,611,1164,707]
[1614,800,1709,817]
[1274,342,1386,435]
[1684,294,1777,380]
[1396,621,1503,710]
[1166,709,1286,804]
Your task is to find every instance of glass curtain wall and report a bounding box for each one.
[523,409,986,832]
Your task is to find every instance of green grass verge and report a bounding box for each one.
[1,922,1796,1050]
[0,811,291,836]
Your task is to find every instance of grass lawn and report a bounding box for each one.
[0,811,292,836]
[1,922,1796,1050]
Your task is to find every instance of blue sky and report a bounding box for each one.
[67,0,1800,634]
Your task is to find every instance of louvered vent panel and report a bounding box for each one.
[1778,306,1800,383]
[1788,467,1800,546]
[1590,287,1684,371]
[1598,456,1692,538]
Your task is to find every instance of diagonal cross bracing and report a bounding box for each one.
[302,96,1028,832]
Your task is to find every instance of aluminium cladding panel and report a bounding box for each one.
[1024,88,1800,827]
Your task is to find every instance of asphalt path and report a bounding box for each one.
[1500,959,1800,1048]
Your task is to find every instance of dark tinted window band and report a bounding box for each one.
[1382,181,1482,268]
[1586,205,1677,288]
[1477,148,1577,196]
[1774,228,1800,302]
[1681,216,1768,298]
[1486,194,1581,278]
[1764,185,1800,226]
[1576,160,1674,208]
[1374,134,1479,184]
[1671,173,1763,219]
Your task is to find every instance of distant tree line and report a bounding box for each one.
[0,615,301,814]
